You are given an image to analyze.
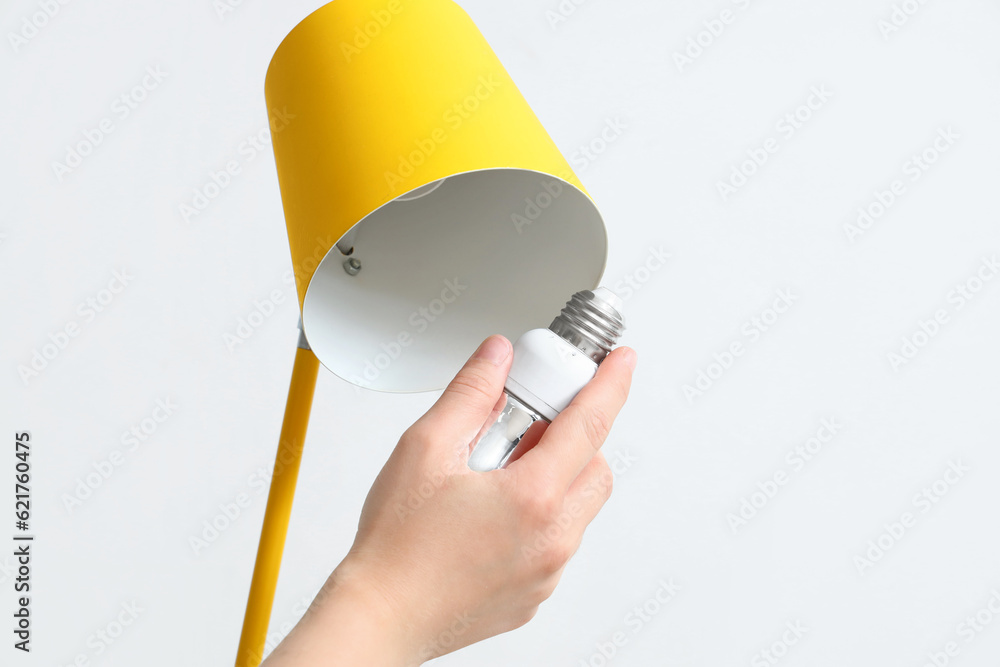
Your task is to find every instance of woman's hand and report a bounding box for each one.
[263,335,636,666]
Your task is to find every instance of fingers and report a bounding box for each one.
[414,335,513,452]
[520,453,613,580]
[565,451,614,525]
[515,346,635,490]
[549,452,614,564]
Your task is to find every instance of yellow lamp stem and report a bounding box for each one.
[235,345,320,667]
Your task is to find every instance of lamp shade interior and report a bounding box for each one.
[301,168,607,392]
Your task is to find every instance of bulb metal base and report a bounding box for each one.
[548,287,626,364]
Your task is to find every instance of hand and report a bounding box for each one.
[263,335,636,666]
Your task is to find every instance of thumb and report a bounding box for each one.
[414,335,512,451]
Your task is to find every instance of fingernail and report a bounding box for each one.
[474,336,511,365]
[620,347,637,370]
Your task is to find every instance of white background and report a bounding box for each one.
[3,0,1000,665]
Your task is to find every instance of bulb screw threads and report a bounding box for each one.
[548,287,626,364]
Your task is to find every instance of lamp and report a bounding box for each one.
[236,0,610,664]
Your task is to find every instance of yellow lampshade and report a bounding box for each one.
[265,0,608,392]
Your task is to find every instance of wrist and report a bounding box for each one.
[266,556,422,667]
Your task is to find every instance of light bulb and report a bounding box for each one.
[468,287,626,472]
